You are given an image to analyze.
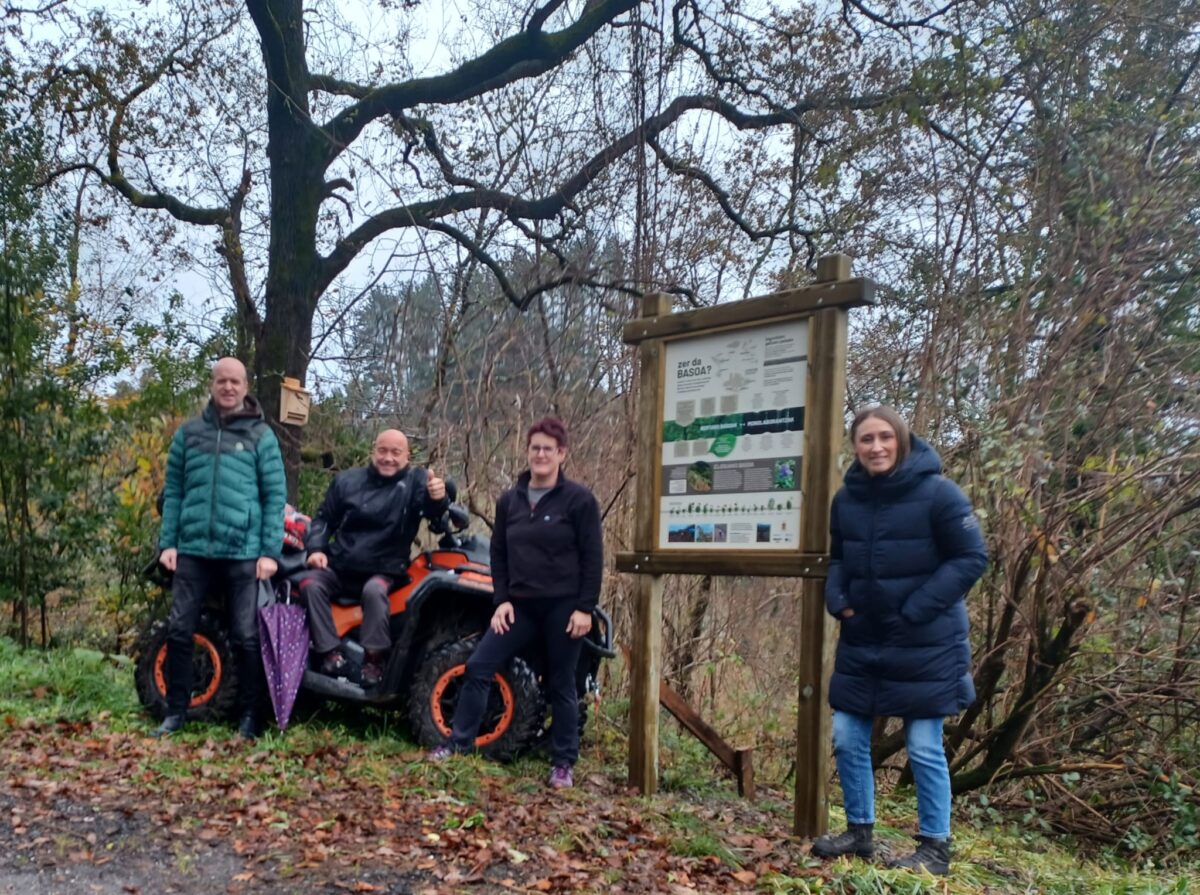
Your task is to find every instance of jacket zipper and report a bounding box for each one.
[209,424,223,545]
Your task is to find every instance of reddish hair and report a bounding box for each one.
[527,416,569,449]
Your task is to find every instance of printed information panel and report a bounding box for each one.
[658,319,807,550]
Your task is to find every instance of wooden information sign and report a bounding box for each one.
[617,254,876,837]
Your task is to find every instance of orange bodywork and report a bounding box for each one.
[329,551,493,638]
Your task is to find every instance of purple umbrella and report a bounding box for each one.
[258,586,309,731]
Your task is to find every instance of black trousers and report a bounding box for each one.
[165,555,262,717]
[449,598,584,767]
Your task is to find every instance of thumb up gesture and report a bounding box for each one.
[427,468,446,501]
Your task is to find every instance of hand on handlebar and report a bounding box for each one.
[566,610,592,639]
[307,551,329,569]
[491,601,515,635]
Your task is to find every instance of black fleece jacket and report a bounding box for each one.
[490,470,604,612]
[306,464,449,578]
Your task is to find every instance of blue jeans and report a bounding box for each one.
[832,710,951,839]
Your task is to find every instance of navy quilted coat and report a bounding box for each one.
[825,436,987,718]
[158,397,286,561]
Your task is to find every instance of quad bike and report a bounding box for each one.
[134,504,614,760]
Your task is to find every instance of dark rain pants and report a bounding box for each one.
[448,597,584,767]
[299,568,394,655]
[164,555,262,718]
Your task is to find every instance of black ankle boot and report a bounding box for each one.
[238,712,262,741]
[811,822,874,859]
[887,835,951,875]
[151,714,186,738]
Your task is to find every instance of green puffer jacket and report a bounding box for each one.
[158,397,287,560]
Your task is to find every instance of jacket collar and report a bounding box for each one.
[367,463,412,486]
[202,394,265,427]
[517,468,566,493]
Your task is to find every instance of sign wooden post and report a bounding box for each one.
[793,255,851,837]
[618,255,874,819]
[628,293,671,794]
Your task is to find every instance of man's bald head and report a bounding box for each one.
[371,429,411,477]
[211,357,249,415]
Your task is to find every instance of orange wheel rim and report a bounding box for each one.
[153,635,223,708]
[430,663,515,747]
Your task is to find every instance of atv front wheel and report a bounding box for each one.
[408,637,544,761]
[134,613,240,722]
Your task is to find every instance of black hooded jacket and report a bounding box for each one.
[306,464,449,578]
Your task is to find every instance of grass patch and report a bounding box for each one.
[0,637,139,721]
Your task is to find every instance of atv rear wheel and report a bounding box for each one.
[134,613,240,722]
[408,637,544,762]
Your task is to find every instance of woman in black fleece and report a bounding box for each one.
[432,417,603,787]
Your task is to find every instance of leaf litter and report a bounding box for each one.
[0,716,813,893]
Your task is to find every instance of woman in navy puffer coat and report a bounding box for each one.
[811,406,987,876]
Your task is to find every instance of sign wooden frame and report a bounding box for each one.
[616,262,874,579]
[618,254,876,838]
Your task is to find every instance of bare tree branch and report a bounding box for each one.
[319,87,916,291]
[646,135,817,240]
[320,0,641,159]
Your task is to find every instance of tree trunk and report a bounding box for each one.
[248,0,327,500]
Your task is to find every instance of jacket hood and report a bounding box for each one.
[843,434,942,499]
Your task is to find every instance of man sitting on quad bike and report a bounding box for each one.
[137,449,616,757]
[301,429,448,687]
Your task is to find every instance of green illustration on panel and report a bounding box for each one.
[710,433,737,457]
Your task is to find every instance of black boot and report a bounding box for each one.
[887,835,951,875]
[162,636,194,723]
[151,714,186,738]
[811,822,874,859]
[236,646,266,735]
[361,651,386,688]
[238,711,263,741]
[319,649,348,676]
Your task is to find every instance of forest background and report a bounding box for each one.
[0,0,1197,866]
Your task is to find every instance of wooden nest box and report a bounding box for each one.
[280,377,311,426]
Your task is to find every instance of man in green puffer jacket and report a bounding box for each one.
[153,357,287,741]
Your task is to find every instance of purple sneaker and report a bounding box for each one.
[428,745,454,762]
[548,765,573,789]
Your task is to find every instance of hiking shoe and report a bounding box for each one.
[548,765,574,789]
[238,712,263,741]
[811,823,874,859]
[887,835,951,875]
[319,649,348,676]
[428,745,455,762]
[362,654,385,688]
[151,714,186,738]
